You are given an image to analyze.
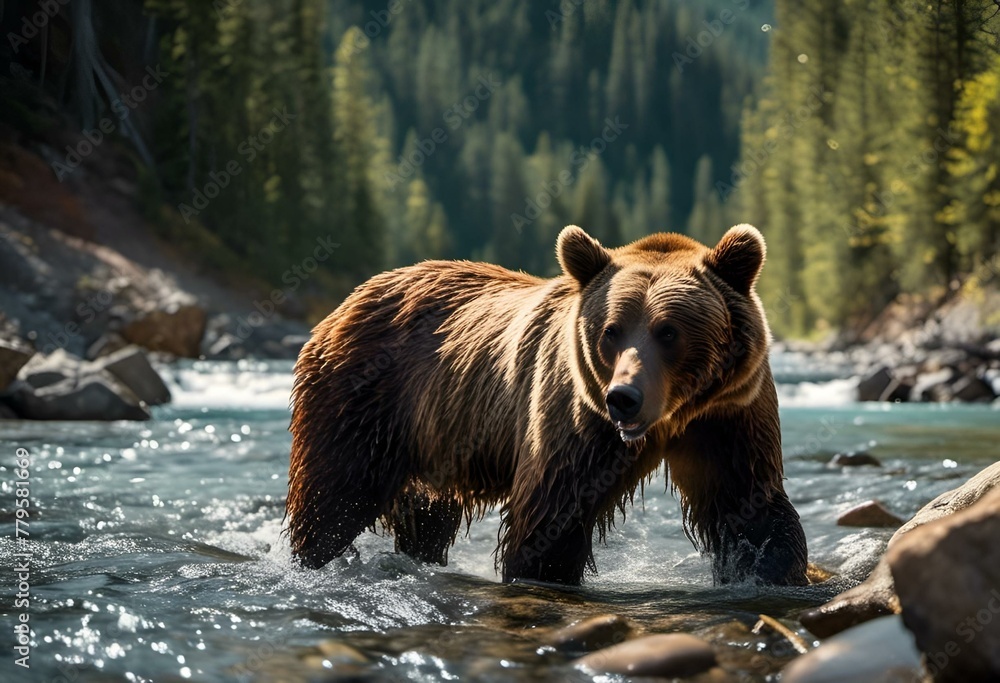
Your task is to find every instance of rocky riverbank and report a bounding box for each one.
[0,202,312,419]
[776,288,1000,405]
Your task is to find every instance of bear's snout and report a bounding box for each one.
[605,384,643,424]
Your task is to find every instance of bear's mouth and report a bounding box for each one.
[614,420,647,442]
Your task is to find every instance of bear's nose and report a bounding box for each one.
[605,385,643,423]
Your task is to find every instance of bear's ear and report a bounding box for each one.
[705,224,766,296]
[557,225,612,286]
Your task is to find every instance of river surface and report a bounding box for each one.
[1,354,997,681]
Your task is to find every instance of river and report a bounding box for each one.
[1,354,997,681]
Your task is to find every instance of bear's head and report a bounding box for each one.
[558,224,771,442]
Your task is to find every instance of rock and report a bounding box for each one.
[122,303,207,358]
[17,348,82,388]
[949,373,996,402]
[782,615,923,683]
[837,500,904,528]
[5,374,150,420]
[0,338,33,390]
[888,488,1000,683]
[806,562,836,583]
[912,368,957,402]
[575,633,716,677]
[800,561,900,638]
[305,640,369,669]
[85,332,129,360]
[801,462,1000,638]
[547,614,633,652]
[828,452,882,468]
[91,345,170,406]
[857,366,911,402]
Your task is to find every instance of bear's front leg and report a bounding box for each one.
[668,383,808,586]
[499,437,645,584]
[500,509,594,585]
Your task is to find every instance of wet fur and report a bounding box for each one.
[286,227,808,585]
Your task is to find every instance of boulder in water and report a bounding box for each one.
[575,633,716,677]
[828,451,881,468]
[91,345,170,406]
[5,374,150,420]
[801,461,1000,638]
[837,500,904,528]
[782,615,922,683]
[547,614,633,652]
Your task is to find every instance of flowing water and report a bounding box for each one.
[1,354,998,681]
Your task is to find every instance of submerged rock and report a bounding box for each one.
[888,488,1000,683]
[575,633,716,677]
[837,500,904,528]
[547,614,633,652]
[782,615,923,683]
[828,451,882,468]
[801,461,1000,638]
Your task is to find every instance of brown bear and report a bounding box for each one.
[286,224,808,586]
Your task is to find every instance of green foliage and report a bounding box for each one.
[136,0,773,290]
[742,0,1000,336]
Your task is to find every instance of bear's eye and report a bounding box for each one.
[655,324,678,345]
[602,325,620,341]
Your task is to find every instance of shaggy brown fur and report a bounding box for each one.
[286,225,808,585]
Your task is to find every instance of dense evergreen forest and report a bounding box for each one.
[741,0,1000,336]
[2,0,998,337]
[141,0,772,286]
